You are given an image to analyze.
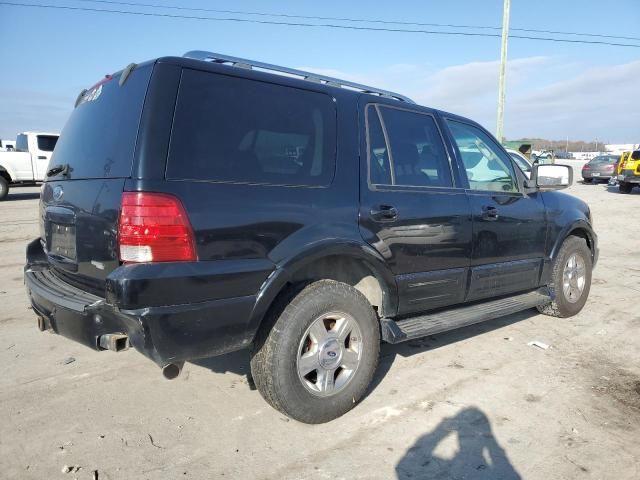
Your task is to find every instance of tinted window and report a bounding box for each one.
[367,105,452,187]
[49,64,153,179]
[37,135,58,152]
[167,69,336,186]
[447,120,518,193]
[366,106,391,185]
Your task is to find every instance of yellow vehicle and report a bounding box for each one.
[617,150,640,193]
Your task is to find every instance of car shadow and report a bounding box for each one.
[5,192,40,201]
[396,406,521,479]
[192,308,539,395]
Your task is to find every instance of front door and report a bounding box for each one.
[444,119,547,301]
[359,103,473,316]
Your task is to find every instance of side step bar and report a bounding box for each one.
[381,288,552,344]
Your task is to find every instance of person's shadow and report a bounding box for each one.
[396,407,521,479]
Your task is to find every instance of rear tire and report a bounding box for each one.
[582,178,592,184]
[250,280,380,424]
[619,182,633,194]
[537,236,592,318]
[0,176,8,200]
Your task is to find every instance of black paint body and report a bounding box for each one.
[25,56,598,367]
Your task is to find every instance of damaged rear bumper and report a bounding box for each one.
[24,240,259,367]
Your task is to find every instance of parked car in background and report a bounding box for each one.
[24,52,597,423]
[0,139,16,151]
[581,155,618,183]
[506,148,532,178]
[555,151,573,160]
[617,150,640,193]
[0,131,59,199]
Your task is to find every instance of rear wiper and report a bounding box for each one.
[46,164,70,177]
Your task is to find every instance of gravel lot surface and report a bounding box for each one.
[1,177,639,480]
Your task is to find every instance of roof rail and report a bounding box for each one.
[183,51,415,104]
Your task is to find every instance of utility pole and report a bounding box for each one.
[496,0,511,143]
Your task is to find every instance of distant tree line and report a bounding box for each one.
[509,138,607,152]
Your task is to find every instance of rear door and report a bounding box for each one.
[359,103,472,316]
[41,63,154,294]
[443,118,547,301]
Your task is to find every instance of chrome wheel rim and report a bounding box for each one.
[562,253,586,303]
[296,312,363,397]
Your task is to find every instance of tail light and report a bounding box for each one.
[582,165,590,170]
[118,192,197,263]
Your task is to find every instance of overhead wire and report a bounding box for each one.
[75,0,640,42]
[1,1,639,48]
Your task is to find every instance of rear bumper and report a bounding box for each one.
[582,171,612,180]
[617,172,640,184]
[24,239,263,366]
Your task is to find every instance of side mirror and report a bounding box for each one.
[529,164,572,190]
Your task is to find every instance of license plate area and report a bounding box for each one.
[50,223,77,261]
[592,172,600,176]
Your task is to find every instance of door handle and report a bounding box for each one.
[481,205,499,221]
[370,205,398,222]
[38,156,47,160]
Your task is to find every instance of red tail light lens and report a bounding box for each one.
[118,192,197,263]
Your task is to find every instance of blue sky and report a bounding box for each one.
[1,0,639,142]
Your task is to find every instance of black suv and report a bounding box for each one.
[25,51,597,423]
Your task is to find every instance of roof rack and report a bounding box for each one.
[183,51,415,104]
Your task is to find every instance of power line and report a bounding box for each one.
[77,0,640,42]
[2,1,640,48]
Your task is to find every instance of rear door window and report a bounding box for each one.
[366,105,453,188]
[167,68,337,187]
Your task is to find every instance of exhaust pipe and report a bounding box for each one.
[98,333,129,352]
[37,316,50,332]
[162,362,184,380]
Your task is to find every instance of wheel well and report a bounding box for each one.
[567,228,594,258]
[287,255,386,316]
[0,168,11,182]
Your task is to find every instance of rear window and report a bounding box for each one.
[37,135,58,152]
[166,68,337,186]
[49,64,152,179]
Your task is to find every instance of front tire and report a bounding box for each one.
[537,236,592,318]
[0,176,9,200]
[250,280,380,424]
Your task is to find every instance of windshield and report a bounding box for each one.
[509,152,531,172]
[36,135,58,152]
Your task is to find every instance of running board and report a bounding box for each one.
[381,288,551,344]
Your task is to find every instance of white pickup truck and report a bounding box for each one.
[0,131,59,200]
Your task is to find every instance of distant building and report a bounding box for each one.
[605,144,639,154]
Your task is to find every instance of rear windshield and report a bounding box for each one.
[49,63,152,179]
[166,68,337,187]
[591,156,615,164]
[37,135,58,152]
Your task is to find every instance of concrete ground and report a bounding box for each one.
[0,178,639,480]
